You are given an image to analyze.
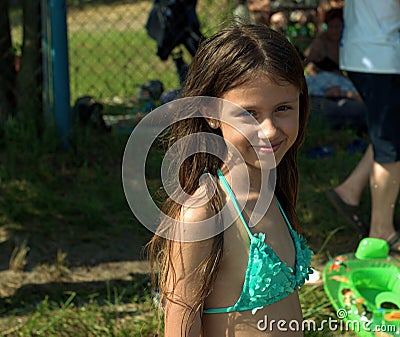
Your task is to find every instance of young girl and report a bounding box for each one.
[148,23,313,337]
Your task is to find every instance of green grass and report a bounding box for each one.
[0,279,158,336]
[297,119,367,337]
[0,124,159,335]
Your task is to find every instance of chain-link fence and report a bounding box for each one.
[2,0,234,123]
[66,0,320,107]
[67,0,233,105]
[2,0,319,126]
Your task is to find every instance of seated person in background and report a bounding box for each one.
[304,8,342,76]
[304,8,367,133]
[246,0,273,25]
[306,72,367,133]
[269,10,288,33]
[316,0,344,32]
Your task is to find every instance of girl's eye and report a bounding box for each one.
[245,110,257,117]
[275,105,291,113]
[238,110,256,118]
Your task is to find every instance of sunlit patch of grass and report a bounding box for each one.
[9,240,30,272]
[0,282,158,336]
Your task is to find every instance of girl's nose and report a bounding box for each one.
[258,117,277,140]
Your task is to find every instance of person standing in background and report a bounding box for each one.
[326,0,400,250]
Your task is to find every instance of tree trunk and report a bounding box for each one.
[0,0,17,122]
[16,0,43,137]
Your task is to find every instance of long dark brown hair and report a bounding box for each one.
[148,23,309,335]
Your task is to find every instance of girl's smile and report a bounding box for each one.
[253,141,282,153]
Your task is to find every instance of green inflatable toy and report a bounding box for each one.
[323,238,400,336]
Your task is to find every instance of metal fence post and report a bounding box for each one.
[49,0,70,149]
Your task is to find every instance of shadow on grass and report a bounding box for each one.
[0,273,151,316]
[0,127,163,272]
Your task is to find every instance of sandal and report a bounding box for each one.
[388,231,400,254]
[325,189,369,237]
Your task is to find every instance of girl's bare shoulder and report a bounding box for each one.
[169,186,221,252]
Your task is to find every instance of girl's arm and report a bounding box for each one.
[164,296,202,337]
[164,203,217,337]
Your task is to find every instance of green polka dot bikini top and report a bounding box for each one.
[203,169,313,315]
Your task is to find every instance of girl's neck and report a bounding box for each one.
[248,166,262,192]
[219,164,275,227]
[219,164,264,193]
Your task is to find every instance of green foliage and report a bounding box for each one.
[3,116,59,178]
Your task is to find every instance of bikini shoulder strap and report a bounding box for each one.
[217,169,253,238]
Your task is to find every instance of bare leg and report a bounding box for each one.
[334,144,373,206]
[369,160,400,241]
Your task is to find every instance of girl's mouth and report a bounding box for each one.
[253,141,282,153]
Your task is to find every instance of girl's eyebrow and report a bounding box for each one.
[241,97,299,111]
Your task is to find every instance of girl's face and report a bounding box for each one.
[218,76,300,172]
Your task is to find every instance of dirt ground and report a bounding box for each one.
[0,226,153,300]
